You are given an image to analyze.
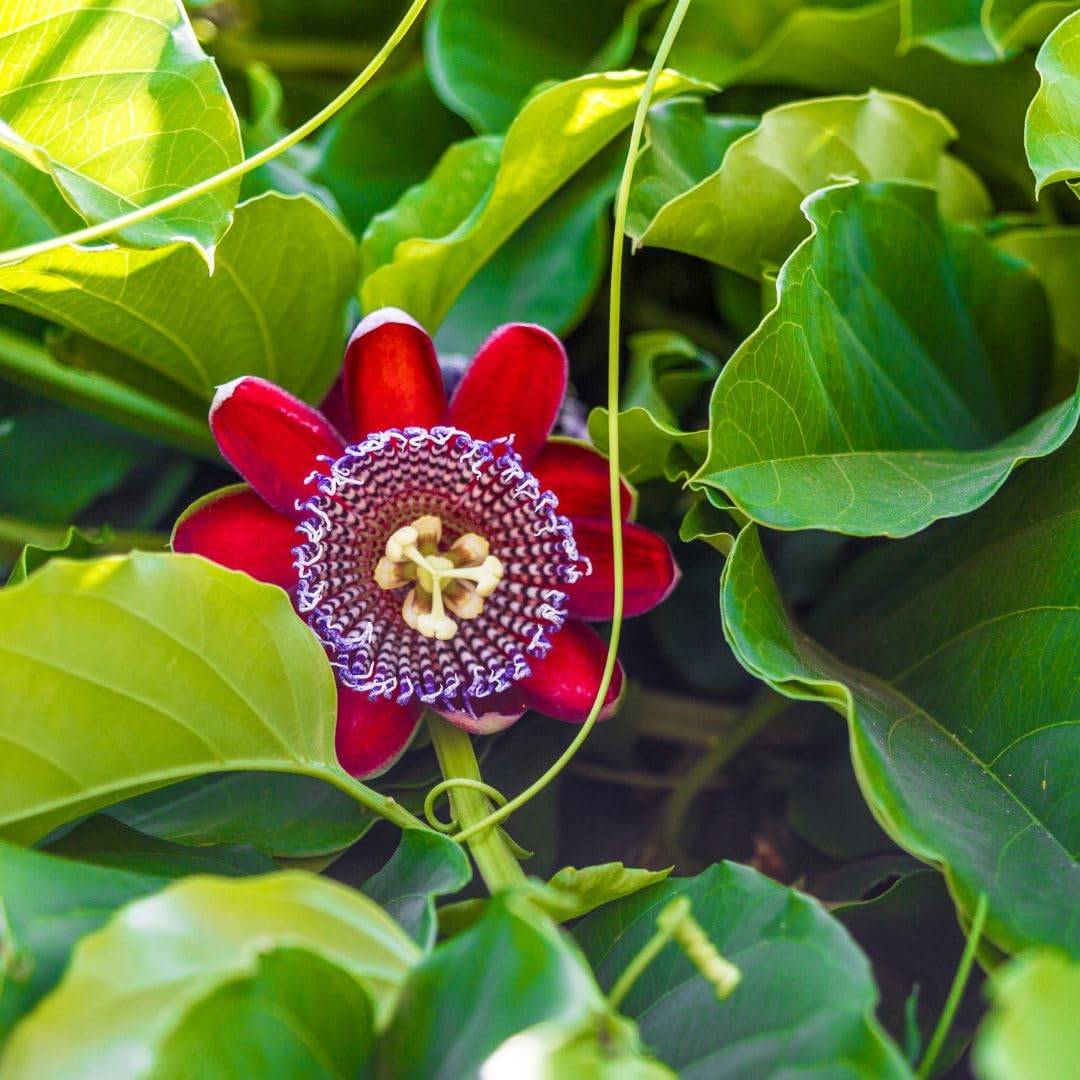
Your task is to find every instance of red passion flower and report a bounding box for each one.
[173,310,679,778]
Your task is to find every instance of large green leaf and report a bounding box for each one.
[0,193,358,412]
[983,0,1080,52]
[0,841,164,1039]
[972,950,1080,1079]
[0,0,242,255]
[1026,9,1080,195]
[359,69,704,330]
[900,0,997,61]
[574,863,910,1078]
[660,0,1039,197]
[0,552,344,845]
[692,182,1078,536]
[631,91,990,279]
[719,435,1080,956]
[379,897,606,1079]
[0,873,419,1078]
[425,0,661,132]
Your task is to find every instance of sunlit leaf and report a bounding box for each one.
[1025,9,1080,195]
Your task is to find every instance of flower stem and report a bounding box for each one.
[426,714,527,894]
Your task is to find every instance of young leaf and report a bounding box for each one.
[0,552,340,845]
[0,873,419,1079]
[359,69,706,330]
[691,182,1077,536]
[1026,9,1080,195]
[573,862,910,1078]
[719,434,1080,956]
[0,0,243,256]
[631,90,991,279]
[0,193,359,410]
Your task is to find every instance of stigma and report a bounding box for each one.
[374,515,505,640]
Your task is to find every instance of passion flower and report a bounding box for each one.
[173,310,678,777]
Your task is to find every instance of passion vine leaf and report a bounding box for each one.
[573,863,910,1079]
[899,0,998,61]
[5,524,105,586]
[972,950,1080,1079]
[379,896,606,1079]
[984,0,1080,52]
[631,90,990,279]
[719,434,1080,956]
[0,0,243,256]
[1026,9,1080,195]
[0,874,419,1079]
[363,828,472,950]
[0,552,342,846]
[0,841,164,1039]
[424,0,662,132]
[662,0,1038,196]
[359,69,705,330]
[0,150,83,252]
[691,181,1078,536]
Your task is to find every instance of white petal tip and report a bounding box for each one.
[348,307,425,347]
[210,376,251,417]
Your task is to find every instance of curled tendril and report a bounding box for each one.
[658,897,741,999]
[423,778,509,834]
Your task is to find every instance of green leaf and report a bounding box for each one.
[379,897,605,1079]
[43,815,278,878]
[425,0,662,132]
[544,863,673,920]
[972,950,1080,1079]
[983,1,1080,52]
[0,552,343,845]
[5,524,105,586]
[1027,10,1080,195]
[0,193,358,411]
[718,436,1080,956]
[359,69,705,331]
[0,0,242,256]
[0,873,419,1078]
[363,828,472,950]
[109,771,379,859]
[632,90,991,279]
[692,182,1077,537]
[900,0,998,61]
[0,149,83,252]
[0,841,164,1039]
[661,0,1039,197]
[574,863,910,1078]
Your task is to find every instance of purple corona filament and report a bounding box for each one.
[293,426,589,717]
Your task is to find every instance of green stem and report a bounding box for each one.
[607,915,683,1012]
[662,687,790,859]
[916,893,989,1079]
[426,714,527,894]
[0,0,430,266]
[452,0,695,847]
[307,763,428,834]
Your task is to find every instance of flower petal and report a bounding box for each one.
[345,308,447,436]
[531,438,634,520]
[335,688,423,779]
[448,324,567,465]
[318,372,351,436]
[565,518,680,620]
[436,688,527,735]
[172,485,299,591]
[519,620,624,723]
[210,377,346,517]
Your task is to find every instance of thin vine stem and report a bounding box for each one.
[0,0,429,266]
[453,0,695,847]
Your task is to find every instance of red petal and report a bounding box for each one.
[436,688,527,735]
[335,688,422,779]
[318,372,351,437]
[519,621,624,723]
[531,439,634,520]
[344,308,447,436]
[210,377,345,517]
[448,324,567,465]
[566,518,680,620]
[172,485,298,591]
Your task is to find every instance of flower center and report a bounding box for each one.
[292,426,589,717]
[373,515,505,641]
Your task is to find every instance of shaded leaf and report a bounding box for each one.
[692,182,1075,537]
[0,0,242,255]
[983,0,1080,52]
[0,150,83,252]
[5,524,105,586]
[544,862,672,919]
[719,435,1080,956]
[900,0,998,61]
[574,863,910,1078]
[1025,9,1080,195]
[0,552,341,845]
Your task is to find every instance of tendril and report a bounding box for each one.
[423,778,509,835]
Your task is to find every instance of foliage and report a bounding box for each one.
[0,0,1076,1075]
